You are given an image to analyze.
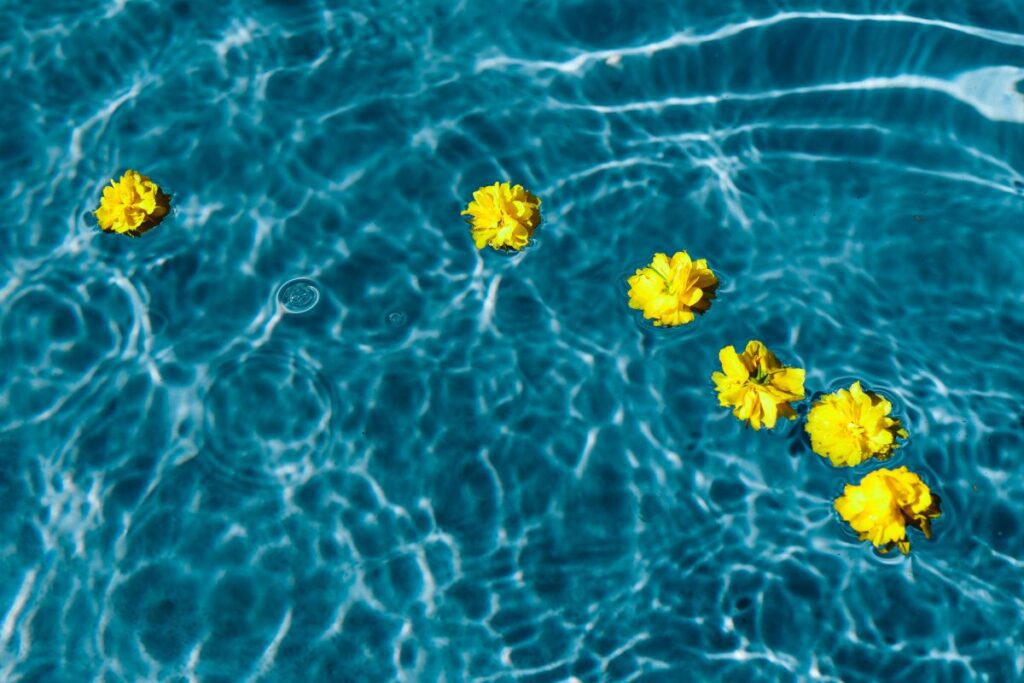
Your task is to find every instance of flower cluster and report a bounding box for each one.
[94,170,170,236]
[462,181,542,251]
[626,251,719,327]
[711,341,804,430]
[834,467,941,554]
[805,381,907,467]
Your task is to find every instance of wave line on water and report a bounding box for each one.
[764,152,1022,196]
[476,12,1024,74]
[560,68,1024,124]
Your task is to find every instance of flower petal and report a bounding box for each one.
[719,346,749,381]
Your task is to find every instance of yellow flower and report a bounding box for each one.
[626,251,718,327]
[711,341,805,430]
[93,170,171,236]
[461,181,542,251]
[834,466,941,554]
[805,381,908,467]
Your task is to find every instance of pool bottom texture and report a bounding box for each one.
[1,0,1024,681]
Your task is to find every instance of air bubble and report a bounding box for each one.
[385,311,407,327]
[277,278,320,314]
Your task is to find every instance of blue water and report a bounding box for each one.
[2,1,1024,680]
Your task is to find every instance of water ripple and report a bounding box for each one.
[202,349,337,488]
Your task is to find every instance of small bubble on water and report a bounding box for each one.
[385,310,407,327]
[277,278,320,313]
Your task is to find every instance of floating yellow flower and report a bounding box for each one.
[93,170,171,236]
[711,341,805,430]
[626,251,718,327]
[805,381,907,467]
[834,466,941,554]
[461,181,541,251]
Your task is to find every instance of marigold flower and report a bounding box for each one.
[626,251,718,327]
[834,466,941,554]
[461,181,541,251]
[711,341,805,430]
[805,381,908,467]
[93,170,171,236]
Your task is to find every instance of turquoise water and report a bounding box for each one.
[2,1,1024,680]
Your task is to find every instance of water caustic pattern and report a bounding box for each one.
[1,0,1024,680]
